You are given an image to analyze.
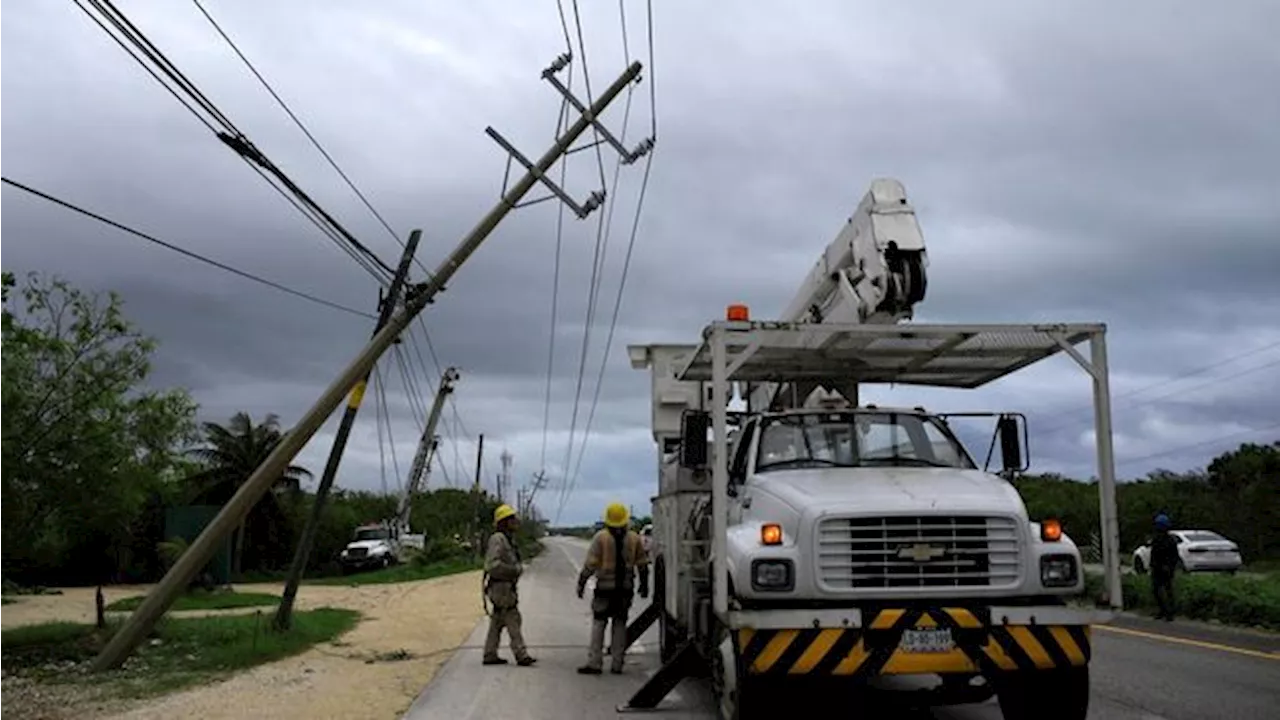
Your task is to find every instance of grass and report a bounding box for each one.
[1,607,360,700]
[1085,569,1280,630]
[105,588,279,613]
[306,555,481,587]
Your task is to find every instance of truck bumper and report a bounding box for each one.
[730,606,1106,678]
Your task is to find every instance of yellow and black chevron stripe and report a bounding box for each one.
[735,608,1090,677]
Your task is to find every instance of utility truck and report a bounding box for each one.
[623,179,1122,719]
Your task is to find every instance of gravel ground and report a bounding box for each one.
[1,570,486,720]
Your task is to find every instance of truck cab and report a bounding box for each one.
[339,524,400,573]
[722,407,1082,607]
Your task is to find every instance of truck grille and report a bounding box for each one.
[347,547,368,559]
[817,515,1020,589]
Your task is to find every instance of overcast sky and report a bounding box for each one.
[4,0,1278,526]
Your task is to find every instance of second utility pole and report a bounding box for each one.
[273,230,422,630]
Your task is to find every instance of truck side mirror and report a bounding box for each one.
[997,414,1027,474]
[680,411,710,469]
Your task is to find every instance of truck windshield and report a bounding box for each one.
[755,411,976,472]
[354,528,389,541]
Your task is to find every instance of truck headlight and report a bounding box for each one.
[1040,554,1078,587]
[751,559,794,591]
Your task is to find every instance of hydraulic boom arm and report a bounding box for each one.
[396,367,459,532]
[752,178,929,410]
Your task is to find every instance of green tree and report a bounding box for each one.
[1,271,197,583]
[186,411,311,575]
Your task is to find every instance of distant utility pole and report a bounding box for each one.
[472,433,486,557]
[394,367,459,534]
[92,54,648,672]
[499,449,513,504]
[273,229,422,631]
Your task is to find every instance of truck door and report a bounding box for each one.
[727,418,757,525]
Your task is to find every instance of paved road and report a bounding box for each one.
[405,537,1280,720]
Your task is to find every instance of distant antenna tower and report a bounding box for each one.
[500,449,513,504]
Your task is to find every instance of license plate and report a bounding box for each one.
[899,628,954,654]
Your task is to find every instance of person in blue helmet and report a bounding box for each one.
[1150,512,1179,621]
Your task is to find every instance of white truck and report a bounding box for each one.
[623,180,1122,719]
[339,522,406,573]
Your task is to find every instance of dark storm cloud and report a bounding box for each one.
[4,0,1278,524]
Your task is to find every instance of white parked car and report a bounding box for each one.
[1132,529,1242,574]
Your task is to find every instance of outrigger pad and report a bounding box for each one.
[618,640,702,712]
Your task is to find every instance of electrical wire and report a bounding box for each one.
[374,364,390,496]
[1037,345,1280,436]
[569,0,609,190]
[2,177,374,319]
[563,148,655,504]
[190,0,433,279]
[373,363,405,497]
[1115,422,1280,469]
[72,0,395,284]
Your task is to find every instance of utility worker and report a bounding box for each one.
[1149,512,1179,621]
[482,504,536,666]
[576,503,649,675]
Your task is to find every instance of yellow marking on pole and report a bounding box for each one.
[1094,624,1280,661]
[347,380,367,409]
[789,629,844,674]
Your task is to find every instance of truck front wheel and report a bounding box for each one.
[995,666,1089,720]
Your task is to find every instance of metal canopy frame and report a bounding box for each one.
[683,320,1122,620]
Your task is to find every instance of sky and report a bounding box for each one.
[3,0,1278,526]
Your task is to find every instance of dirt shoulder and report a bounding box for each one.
[2,570,485,720]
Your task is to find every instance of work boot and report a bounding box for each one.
[577,665,602,675]
[517,656,537,666]
[482,657,508,665]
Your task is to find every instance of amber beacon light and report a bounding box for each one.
[761,523,783,546]
[1040,518,1063,542]
[726,303,750,321]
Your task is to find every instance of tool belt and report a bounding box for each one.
[485,576,519,611]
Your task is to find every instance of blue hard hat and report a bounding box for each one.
[1154,513,1171,529]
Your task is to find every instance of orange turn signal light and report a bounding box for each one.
[761,523,783,546]
[1041,518,1063,542]
[727,303,750,322]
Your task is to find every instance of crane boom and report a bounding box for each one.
[751,178,929,410]
[396,367,459,533]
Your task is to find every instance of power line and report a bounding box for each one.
[1037,345,1280,436]
[73,0,395,284]
[1115,422,1280,469]
[190,0,433,280]
[564,148,655,502]
[2,177,374,319]
[569,0,609,190]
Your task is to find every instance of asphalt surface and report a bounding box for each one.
[404,537,1280,720]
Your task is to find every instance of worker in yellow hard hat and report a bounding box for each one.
[576,502,649,674]
[481,504,536,666]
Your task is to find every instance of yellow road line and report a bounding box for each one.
[1095,624,1280,661]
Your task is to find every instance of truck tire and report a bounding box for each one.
[995,666,1088,720]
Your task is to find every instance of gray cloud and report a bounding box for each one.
[4,0,1278,525]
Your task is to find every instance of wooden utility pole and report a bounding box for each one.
[90,57,646,671]
[273,230,422,630]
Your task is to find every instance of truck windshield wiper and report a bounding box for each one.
[757,457,849,471]
[860,457,953,468]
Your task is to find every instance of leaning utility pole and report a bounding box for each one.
[91,55,648,671]
[272,230,422,630]
[395,367,459,533]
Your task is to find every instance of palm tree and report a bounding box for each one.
[186,412,311,575]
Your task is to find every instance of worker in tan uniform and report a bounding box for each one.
[576,502,649,675]
[482,504,536,666]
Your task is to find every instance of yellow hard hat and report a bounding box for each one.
[494,504,517,525]
[604,502,630,528]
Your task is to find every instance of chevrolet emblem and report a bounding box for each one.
[897,543,946,562]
